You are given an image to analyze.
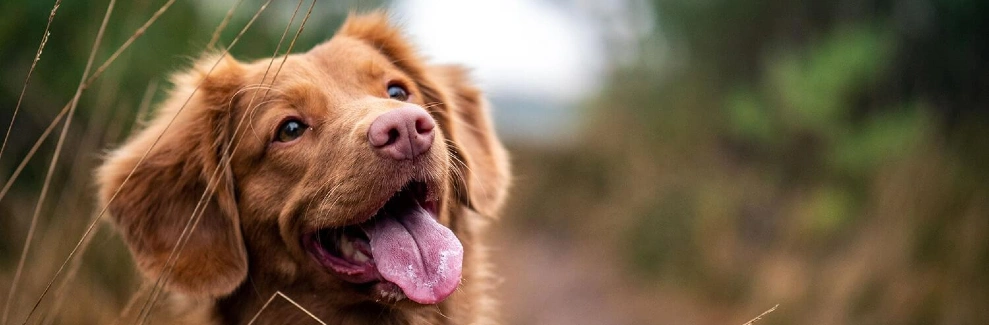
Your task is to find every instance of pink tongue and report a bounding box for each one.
[367,204,463,304]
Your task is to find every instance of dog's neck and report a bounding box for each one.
[214,285,453,325]
[124,281,456,325]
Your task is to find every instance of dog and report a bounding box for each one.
[96,12,510,324]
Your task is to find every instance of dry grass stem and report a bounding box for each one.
[136,0,318,320]
[3,1,117,324]
[246,292,327,325]
[741,304,779,325]
[0,0,62,166]
[0,0,178,204]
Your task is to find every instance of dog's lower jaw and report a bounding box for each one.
[200,212,491,325]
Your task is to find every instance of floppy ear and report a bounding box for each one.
[426,66,511,217]
[338,12,511,216]
[96,56,248,297]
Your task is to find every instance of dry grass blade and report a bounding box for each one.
[0,0,179,205]
[11,0,192,322]
[36,213,100,325]
[242,0,306,143]
[134,185,218,325]
[246,292,327,325]
[34,81,154,322]
[0,105,66,204]
[134,80,160,127]
[130,1,278,323]
[136,1,317,321]
[0,0,62,165]
[207,0,245,50]
[87,0,178,91]
[741,304,779,325]
[1,1,116,324]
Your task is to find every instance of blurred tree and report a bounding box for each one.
[504,0,989,324]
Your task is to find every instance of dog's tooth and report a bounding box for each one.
[352,250,370,263]
[339,236,355,256]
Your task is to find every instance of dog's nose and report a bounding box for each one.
[367,106,436,160]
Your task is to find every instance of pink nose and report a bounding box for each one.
[367,106,436,160]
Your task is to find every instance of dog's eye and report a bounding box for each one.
[275,119,307,142]
[387,84,409,101]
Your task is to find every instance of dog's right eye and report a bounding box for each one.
[387,84,409,101]
[275,119,308,143]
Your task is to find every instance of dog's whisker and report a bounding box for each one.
[431,304,454,321]
[311,181,343,217]
[423,101,445,110]
[446,148,470,184]
[444,138,495,204]
[439,109,490,136]
[317,175,345,208]
[445,140,473,173]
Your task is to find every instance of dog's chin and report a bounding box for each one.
[302,179,465,305]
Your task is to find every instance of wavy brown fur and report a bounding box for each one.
[97,12,510,325]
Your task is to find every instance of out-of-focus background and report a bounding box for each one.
[1,0,988,324]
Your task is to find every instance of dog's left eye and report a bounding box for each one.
[387,84,409,101]
[275,119,307,142]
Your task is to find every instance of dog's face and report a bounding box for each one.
[97,12,509,316]
[231,34,463,305]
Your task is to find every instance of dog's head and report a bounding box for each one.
[97,12,509,309]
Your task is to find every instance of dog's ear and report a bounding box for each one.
[97,56,248,297]
[338,12,511,216]
[427,66,511,217]
[337,11,416,69]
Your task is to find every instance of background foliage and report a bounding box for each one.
[1,0,987,324]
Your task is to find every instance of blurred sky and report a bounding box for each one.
[394,0,605,103]
[391,0,653,144]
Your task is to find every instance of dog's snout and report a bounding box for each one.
[367,106,436,160]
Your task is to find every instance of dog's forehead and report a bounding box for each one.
[304,37,397,81]
[230,36,413,126]
[240,37,405,104]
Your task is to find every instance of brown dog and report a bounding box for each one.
[96,12,509,325]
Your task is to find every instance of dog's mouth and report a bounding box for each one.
[303,181,464,305]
